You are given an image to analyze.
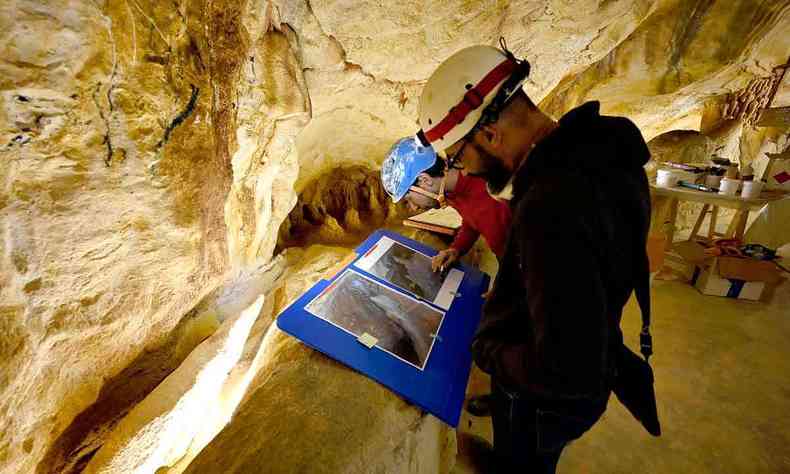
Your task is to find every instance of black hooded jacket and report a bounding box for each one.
[472,101,651,400]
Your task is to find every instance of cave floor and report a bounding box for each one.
[454,278,790,473]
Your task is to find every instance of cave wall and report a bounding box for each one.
[0,0,306,472]
[2,0,790,473]
[0,1,234,472]
[541,0,790,140]
[223,22,310,267]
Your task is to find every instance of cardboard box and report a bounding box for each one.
[691,262,766,301]
[672,240,784,301]
[717,256,782,284]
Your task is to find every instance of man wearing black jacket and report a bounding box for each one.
[417,44,652,472]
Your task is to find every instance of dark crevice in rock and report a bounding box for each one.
[102,18,120,167]
[70,446,101,474]
[156,84,200,150]
[144,53,169,65]
[92,82,115,167]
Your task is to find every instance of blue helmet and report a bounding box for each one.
[381,136,438,203]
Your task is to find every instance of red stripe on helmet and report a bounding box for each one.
[424,58,517,144]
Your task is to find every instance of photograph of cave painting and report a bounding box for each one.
[305,270,444,369]
[366,241,444,301]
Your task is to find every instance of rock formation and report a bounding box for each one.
[1,0,789,473]
[277,166,404,249]
[541,0,790,140]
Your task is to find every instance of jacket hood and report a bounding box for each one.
[513,101,651,198]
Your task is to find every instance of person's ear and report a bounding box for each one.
[416,173,433,187]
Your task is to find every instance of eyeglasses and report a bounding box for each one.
[446,140,468,170]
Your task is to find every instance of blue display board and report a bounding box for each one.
[277,229,489,426]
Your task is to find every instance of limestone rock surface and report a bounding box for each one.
[0,0,310,471]
[0,1,232,472]
[182,245,457,474]
[541,0,790,140]
[82,256,285,474]
[2,0,790,473]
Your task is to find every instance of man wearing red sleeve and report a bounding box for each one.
[381,136,511,268]
[381,135,512,416]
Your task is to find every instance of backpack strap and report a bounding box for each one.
[588,171,653,369]
[635,242,653,362]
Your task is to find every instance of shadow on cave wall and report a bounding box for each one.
[277,166,411,250]
[35,307,219,474]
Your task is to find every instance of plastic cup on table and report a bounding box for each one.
[741,180,763,199]
[718,178,741,196]
[656,169,679,188]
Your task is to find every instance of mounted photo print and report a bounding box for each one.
[355,236,464,309]
[305,270,444,370]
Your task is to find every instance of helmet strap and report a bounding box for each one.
[408,185,442,202]
[436,173,448,208]
[409,176,449,208]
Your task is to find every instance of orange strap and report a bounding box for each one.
[410,160,451,207]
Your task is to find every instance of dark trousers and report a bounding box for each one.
[490,379,609,473]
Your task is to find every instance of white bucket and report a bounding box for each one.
[741,180,764,199]
[656,169,679,188]
[719,178,741,196]
[705,174,722,189]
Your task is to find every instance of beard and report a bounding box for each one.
[467,142,511,194]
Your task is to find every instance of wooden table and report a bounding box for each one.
[650,183,784,244]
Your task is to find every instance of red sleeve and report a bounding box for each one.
[450,221,480,256]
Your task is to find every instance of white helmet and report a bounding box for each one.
[418,42,530,153]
